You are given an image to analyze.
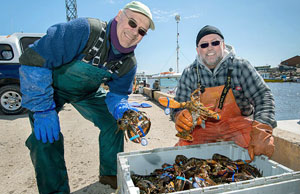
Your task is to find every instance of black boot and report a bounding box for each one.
[99,175,117,189]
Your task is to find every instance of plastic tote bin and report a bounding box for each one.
[117,141,300,194]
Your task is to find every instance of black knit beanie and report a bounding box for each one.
[196,25,224,46]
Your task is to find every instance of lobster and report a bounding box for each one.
[158,88,220,141]
[117,110,151,146]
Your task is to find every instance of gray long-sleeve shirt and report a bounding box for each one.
[173,45,277,128]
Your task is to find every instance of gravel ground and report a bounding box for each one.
[0,94,178,194]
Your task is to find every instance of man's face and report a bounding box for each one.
[115,9,150,48]
[196,34,225,69]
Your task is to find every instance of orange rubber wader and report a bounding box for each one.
[176,85,253,148]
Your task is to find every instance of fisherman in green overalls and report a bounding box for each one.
[19,1,155,193]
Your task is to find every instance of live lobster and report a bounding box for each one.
[117,110,151,146]
[158,88,221,141]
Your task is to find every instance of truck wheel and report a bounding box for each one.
[0,85,25,115]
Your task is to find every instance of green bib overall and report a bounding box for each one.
[25,60,124,194]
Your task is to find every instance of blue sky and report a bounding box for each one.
[2,0,299,74]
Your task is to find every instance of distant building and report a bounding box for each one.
[280,55,300,68]
[279,56,300,72]
[255,65,271,72]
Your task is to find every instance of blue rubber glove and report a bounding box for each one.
[33,109,61,143]
[113,102,139,120]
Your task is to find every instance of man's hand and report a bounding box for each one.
[113,102,139,120]
[33,109,61,143]
[248,121,274,161]
[116,104,150,145]
[175,109,202,132]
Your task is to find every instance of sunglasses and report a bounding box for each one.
[199,40,221,49]
[123,11,147,36]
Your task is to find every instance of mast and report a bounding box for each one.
[175,14,180,73]
[65,0,78,21]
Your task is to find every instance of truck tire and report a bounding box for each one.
[0,85,25,115]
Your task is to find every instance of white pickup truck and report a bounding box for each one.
[0,33,44,114]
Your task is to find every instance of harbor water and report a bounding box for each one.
[267,82,300,121]
[159,82,300,121]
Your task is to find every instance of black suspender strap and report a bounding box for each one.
[82,21,107,66]
[195,64,206,93]
[103,55,136,77]
[104,60,123,74]
[218,68,233,110]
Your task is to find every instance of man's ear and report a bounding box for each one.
[196,47,200,56]
[115,10,122,22]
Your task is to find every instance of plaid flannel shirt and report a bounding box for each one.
[173,45,277,128]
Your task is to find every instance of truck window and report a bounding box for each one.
[19,37,41,52]
[0,44,13,60]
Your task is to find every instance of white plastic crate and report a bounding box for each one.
[117,142,299,194]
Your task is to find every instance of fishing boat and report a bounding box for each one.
[264,78,284,83]
[149,72,182,95]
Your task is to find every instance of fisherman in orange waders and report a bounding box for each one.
[172,25,276,160]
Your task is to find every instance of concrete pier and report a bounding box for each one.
[273,120,300,170]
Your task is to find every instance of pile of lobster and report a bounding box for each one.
[131,153,262,193]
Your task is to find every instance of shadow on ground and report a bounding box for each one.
[0,111,28,120]
[71,181,116,194]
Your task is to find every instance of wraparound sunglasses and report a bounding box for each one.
[199,40,221,49]
[123,11,147,36]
